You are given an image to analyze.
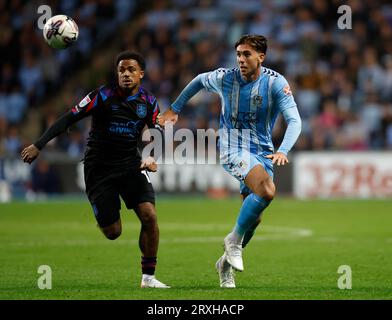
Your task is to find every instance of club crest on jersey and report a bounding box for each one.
[136,104,147,118]
[253,95,263,107]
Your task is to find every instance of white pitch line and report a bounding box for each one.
[0,225,313,247]
[1,222,312,233]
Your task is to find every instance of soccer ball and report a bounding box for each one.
[43,15,79,49]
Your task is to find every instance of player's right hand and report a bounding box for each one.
[157,108,178,127]
[21,144,40,164]
[265,152,289,166]
[140,156,158,172]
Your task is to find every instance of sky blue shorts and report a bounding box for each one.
[221,150,274,195]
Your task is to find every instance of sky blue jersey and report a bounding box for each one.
[171,66,301,155]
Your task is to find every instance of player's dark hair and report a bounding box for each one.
[235,35,268,54]
[116,51,146,70]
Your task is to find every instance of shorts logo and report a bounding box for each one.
[92,203,99,217]
[238,160,248,170]
[136,104,147,118]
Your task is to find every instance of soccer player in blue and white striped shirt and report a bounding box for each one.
[159,35,302,288]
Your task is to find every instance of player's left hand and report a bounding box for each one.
[157,108,178,127]
[265,152,289,166]
[140,156,157,172]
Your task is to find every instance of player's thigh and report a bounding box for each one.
[243,152,273,183]
[221,150,255,182]
[119,170,155,210]
[222,150,272,185]
[222,151,275,199]
[244,165,275,200]
[87,184,122,229]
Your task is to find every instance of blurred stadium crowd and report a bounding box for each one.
[1,0,392,161]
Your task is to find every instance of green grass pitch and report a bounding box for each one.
[0,198,391,300]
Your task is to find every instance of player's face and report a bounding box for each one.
[117,59,144,93]
[236,44,265,81]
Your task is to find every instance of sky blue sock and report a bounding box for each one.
[232,194,271,241]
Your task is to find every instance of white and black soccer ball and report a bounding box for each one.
[43,15,79,49]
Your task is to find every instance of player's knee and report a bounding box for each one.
[140,210,157,228]
[254,178,275,201]
[105,230,121,240]
[265,181,276,201]
[102,222,122,240]
[137,203,158,228]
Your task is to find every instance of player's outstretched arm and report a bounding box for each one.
[158,74,207,128]
[21,111,79,165]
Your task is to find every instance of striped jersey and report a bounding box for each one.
[69,84,159,169]
[199,67,297,155]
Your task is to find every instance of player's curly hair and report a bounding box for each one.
[235,35,268,54]
[116,50,146,70]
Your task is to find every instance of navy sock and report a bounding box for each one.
[141,256,157,275]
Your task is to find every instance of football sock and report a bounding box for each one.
[141,256,157,276]
[229,193,270,245]
[242,225,257,248]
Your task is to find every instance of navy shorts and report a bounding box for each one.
[84,164,155,228]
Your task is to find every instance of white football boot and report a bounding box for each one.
[223,235,244,272]
[215,254,235,288]
[140,275,171,288]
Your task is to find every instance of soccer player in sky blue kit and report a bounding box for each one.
[159,35,302,288]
